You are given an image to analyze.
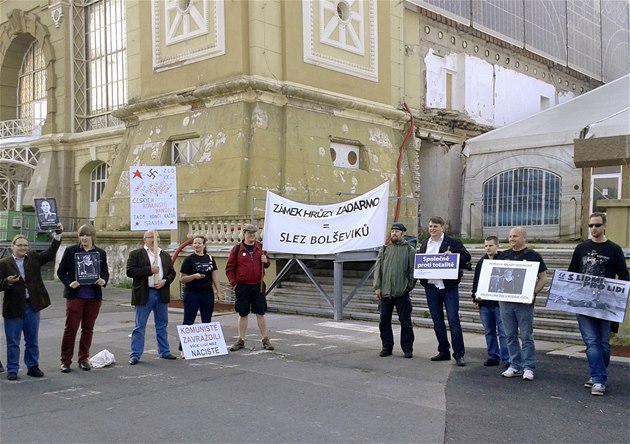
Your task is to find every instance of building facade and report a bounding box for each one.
[1,0,627,272]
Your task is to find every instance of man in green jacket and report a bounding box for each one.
[374,223,416,358]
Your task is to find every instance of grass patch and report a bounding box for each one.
[115,280,133,289]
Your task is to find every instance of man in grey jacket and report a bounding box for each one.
[374,223,416,358]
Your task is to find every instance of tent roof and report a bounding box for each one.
[465,74,630,153]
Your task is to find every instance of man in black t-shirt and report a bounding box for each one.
[568,212,630,396]
[497,227,547,382]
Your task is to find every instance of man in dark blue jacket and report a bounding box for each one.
[418,216,471,366]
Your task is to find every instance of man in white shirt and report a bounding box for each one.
[417,216,471,367]
[126,230,177,365]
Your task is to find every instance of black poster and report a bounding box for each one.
[75,251,100,285]
[34,197,59,231]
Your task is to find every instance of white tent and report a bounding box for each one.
[462,75,630,240]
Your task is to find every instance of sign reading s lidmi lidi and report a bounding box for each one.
[129,166,177,231]
[413,254,460,280]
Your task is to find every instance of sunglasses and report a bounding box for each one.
[588,223,603,228]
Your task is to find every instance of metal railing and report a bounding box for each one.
[0,118,45,139]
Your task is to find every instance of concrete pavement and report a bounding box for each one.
[0,280,628,443]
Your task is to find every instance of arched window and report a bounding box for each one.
[89,162,110,221]
[483,168,560,227]
[18,40,47,124]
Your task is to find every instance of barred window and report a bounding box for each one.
[18,40,47,122]
[85,0,127,130]
[483,168,560,227]
[172,139,200,164]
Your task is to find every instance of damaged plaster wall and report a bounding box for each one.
[425,50,567,127]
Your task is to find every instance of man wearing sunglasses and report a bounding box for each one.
[568,212,630,396]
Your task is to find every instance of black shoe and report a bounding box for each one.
[7,372,18,381]
[483,359,500,367]
[129,357,139,365]
[78,361,91,371]
[27,366,44,377]
[0,361,4,373]
[60,363,71,373]
[162,353,177,360]
[404,351,413,359]
[455,356,466,367]
[379,349,392,357]
[430,352,451,361]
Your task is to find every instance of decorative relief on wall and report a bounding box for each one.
[152,0,225,71]
[303,0,378,81]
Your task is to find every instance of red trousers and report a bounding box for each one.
[60,298,102,364]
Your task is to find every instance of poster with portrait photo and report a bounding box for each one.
[476,260,541,303]
[546,270,629,322]
[75,251,100,285]
[34,197,59,231]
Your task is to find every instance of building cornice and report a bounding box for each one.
[113,76,409,124]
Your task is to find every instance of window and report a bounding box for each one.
[590,166,621,214]
[483,168,560,227]
[18,41,47,125]
[172,138,200,164]
[89,162,109,221]
[330,142,360,169]
[84,0,127,130]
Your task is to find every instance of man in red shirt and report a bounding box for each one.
[225,224,273,351]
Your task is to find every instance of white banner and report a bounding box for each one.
[263,182,390,254]
[129,166,177,231]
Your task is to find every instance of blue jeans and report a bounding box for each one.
[500,302,535,371]
[179,288,214,350]
[576,314,610,385]
[130,289,171,359]
[479,305,509,363]
[4,303,40,374]
[379,293,414,353]
[425,285,465,358]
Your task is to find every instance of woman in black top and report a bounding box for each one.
[179,236,223,356]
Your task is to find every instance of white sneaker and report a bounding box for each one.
[591,383,606,396]
[502,367,523,378]
[522,369,534,381]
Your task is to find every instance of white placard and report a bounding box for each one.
[414,253,460,279]
[177,322,228,360]
[547,270,629,322]
[263,182,389,254]
[129,166,177,230]
[476,260,541,304]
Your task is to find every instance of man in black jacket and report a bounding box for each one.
[418,216,471,366]
[472,236,509,367]
[0,225,63,380]
[57,224,109,372]
[126,230,177,365]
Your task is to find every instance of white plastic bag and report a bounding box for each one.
[89,349,116,368]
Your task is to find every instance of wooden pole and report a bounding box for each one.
[152,229,159,282]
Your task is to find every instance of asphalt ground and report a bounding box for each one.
[0,280,628,444]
